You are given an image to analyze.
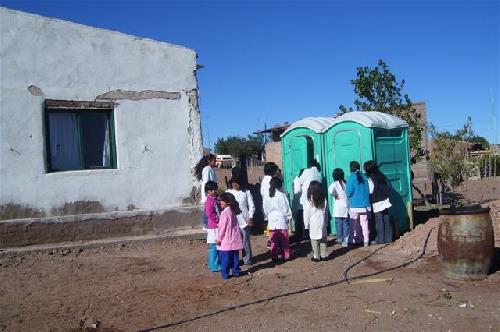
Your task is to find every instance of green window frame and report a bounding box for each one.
[44,99,117,172]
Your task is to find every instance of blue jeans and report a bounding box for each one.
[240,227,253,264]
[219,250,240,279]
[375,210,393,243]
[208,243,220,272]
[335,217,349,244]
[201,209,208,229]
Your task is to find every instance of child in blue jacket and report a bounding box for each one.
[346,161,371,246]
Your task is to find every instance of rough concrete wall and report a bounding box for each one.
[264,141,283,169]
[0,8,203,219]
[411,102,432,195]
[0,207,202,248]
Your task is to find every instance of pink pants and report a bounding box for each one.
[349,211,370,244]
[269,229,290,260]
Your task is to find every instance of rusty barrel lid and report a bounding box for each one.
[439,204,490,215]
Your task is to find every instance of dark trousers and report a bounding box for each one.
[219,250,240,279]
[375,209,393,243]
[293,209,304,240]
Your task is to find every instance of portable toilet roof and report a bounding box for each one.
[327,111,408,130]
[281,117,335,136]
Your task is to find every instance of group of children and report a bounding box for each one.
[194,155,255,279]
[194,155,393,279]
[330,160,394,248]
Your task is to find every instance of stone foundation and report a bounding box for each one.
[0,206,202,248]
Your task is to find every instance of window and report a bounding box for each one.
[44,100,117,172]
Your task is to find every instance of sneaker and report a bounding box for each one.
[311,257,321,262]
[266,240,271,249]
[341,242,348,248]
[364,242,370,247]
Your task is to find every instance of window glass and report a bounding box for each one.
[46,109,115,172]
[48,112,81,171]
[80,112,110,168]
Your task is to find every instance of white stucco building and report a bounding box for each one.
[0,8,203,225]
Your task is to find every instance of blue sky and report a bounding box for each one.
[2,0,499,150]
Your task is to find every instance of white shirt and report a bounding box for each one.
[293,176,301,195]
[367,178,392,213]
[226,188,255,229]
[260,175,272,199]
[200,165,217,203]
[303,200,328,240]
[328,181,349,218]
[299,167,322,206]
[263,190,292,230]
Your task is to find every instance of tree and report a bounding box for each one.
[339,59,425,163]
[428,122,475,205]
[214,134,264,158]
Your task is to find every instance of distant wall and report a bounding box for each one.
[0,8,203,220]
[264,141,283,169]
[411,102,432,196]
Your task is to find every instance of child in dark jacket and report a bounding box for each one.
[364,160,393,244]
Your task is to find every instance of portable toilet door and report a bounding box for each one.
[280,117,334,201]
[372,126,413,233]
[323,111,412,236]
[323,114,374,235]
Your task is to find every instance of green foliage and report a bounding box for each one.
[214,134,264,157]
[450,116,489,149]
[428,123,470,190]
[339,59,425,163]
[428,117,492,194]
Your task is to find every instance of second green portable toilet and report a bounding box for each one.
[323,111,413,235]
[280,117,334,200]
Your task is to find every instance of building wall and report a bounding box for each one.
[0,8,203,220]
[264,141,283,169]
[410,102,433,195]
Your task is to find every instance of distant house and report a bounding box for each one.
[0,8,203,224]
[254,122,290,169]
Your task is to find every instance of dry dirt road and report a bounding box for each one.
[0,179,499,331]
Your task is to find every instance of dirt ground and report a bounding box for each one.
[0,178,499,331]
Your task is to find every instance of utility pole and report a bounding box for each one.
[492,88,497,144]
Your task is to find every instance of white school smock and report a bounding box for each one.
[328,181,349,218]
[293,176,301,195]
[226,188,255,229]
[263,191,292,230]
[260,175,272,199]
[299,167,322,206]
[303,200,328,240]
[200,165,217,203]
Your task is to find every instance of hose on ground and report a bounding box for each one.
[139,227,436,331]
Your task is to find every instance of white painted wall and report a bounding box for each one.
[0,8,203,217]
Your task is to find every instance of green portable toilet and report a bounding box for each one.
[323,111,413,235]
[280,117,334,201]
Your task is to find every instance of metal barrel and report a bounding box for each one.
[437,206,495,280]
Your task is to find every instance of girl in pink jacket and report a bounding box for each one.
[216,192,244,279]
